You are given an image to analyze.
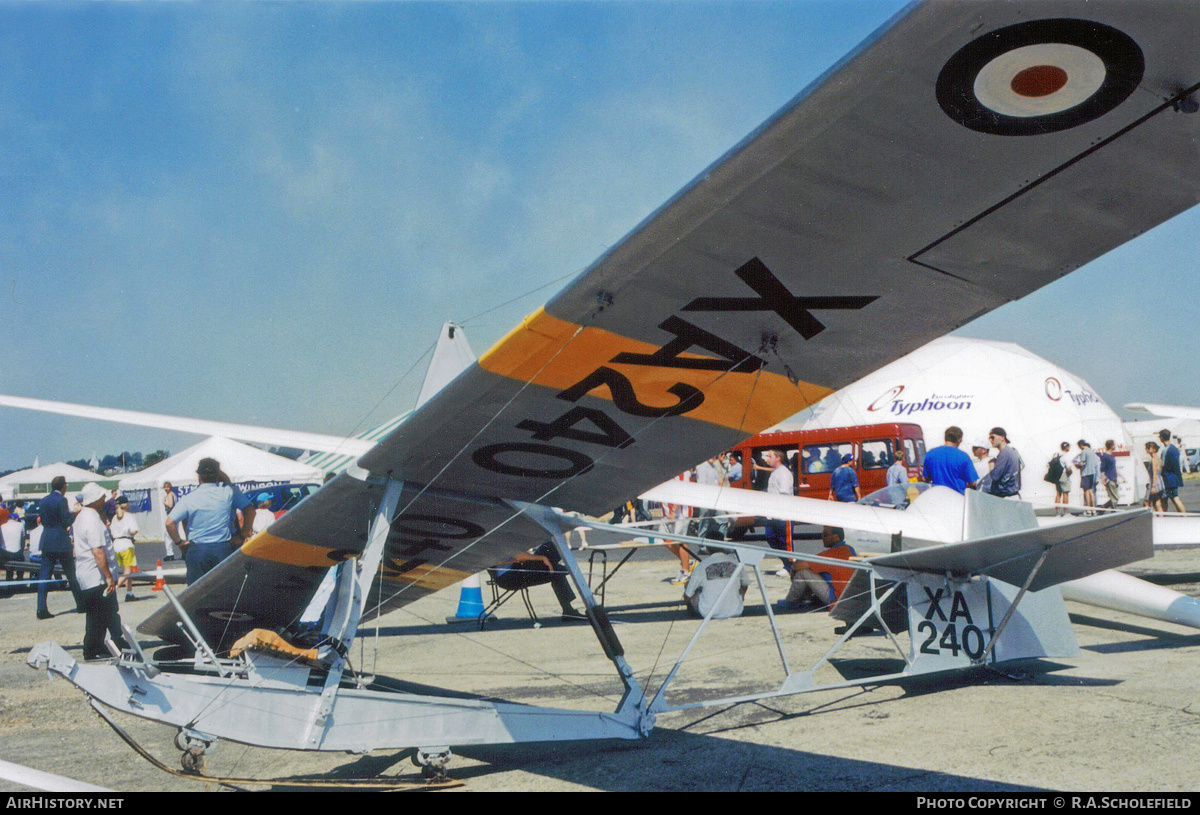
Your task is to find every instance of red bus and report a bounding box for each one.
[727,423,926,498]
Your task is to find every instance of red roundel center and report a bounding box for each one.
[1010,65,1069,98]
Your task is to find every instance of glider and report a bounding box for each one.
[18,0,1200,780]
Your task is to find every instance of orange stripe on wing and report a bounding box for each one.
[380,561,472,591]
[242,531,342,567]
[478,308,831,432]
[243,531,471,591]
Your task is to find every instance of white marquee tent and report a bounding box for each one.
[119,436,323,541]
[0,462,112,501]
[795,337,1137,507]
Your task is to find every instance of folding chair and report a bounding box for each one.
[480,559,555,630]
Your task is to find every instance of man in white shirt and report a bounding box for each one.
[762,449,794,573]
[970,440,992,485]
[26,518,42,561]
[1,512,24,556]
[73,483,127,660]
[693,455,728,540]
[1,511,24,582]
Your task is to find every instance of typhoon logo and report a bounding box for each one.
[867,385,905,412]
[1046,376,1102,407]
[868,385,973,416]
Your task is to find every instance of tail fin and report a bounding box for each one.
[416,322,476,409]
[304,322,477,475]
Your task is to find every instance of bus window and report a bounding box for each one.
[802,442,853,474]
[860,439,893,469]
[905,437,926,468]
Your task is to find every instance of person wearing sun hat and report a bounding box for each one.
[73,482,128,660]
[251,493,274,536]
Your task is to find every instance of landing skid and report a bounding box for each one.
[88,698,464,790]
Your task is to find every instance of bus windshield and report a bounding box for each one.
[858,481,931,510]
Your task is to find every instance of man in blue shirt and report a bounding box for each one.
[165,458,255,584]
[1099,439,1120,509]
[922,426,978,494]
[829,454,860,502]
[1159,429,1187,514]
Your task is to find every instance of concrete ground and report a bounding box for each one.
[2,495,1199,792]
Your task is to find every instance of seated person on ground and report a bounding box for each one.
[777,526,856,611]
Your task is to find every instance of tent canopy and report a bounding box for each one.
[117,437,323,542]
[0,462,113,500]
[119,436,322,491]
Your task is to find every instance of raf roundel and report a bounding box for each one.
[936,19,1144,136]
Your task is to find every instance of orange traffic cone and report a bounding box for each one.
[152,560,165,592]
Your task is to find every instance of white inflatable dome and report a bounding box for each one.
[794,337,1137,507]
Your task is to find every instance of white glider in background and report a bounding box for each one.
[1125,402,1200,422]
[0,321,478,475]
[0,391,374,458]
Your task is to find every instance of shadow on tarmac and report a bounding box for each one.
[292,658,1090,790]
[1069,612,1200,653]
[1131,571,1200,587]
[306,728,1050,792]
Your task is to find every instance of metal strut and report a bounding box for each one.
[516,502,655,735]
[303,476,405,747]
[974,546,1050,666]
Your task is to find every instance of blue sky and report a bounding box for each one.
[1,1,1196,472]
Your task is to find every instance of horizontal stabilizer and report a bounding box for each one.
[1040,511,1200,550]
[867,509,1153,592]
[640,479,960,544]
[1149,515,1200,550]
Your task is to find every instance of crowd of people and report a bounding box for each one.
[0,456,259,661]
[3,428,1193,646]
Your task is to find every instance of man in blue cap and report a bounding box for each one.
[829,454,860,503]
